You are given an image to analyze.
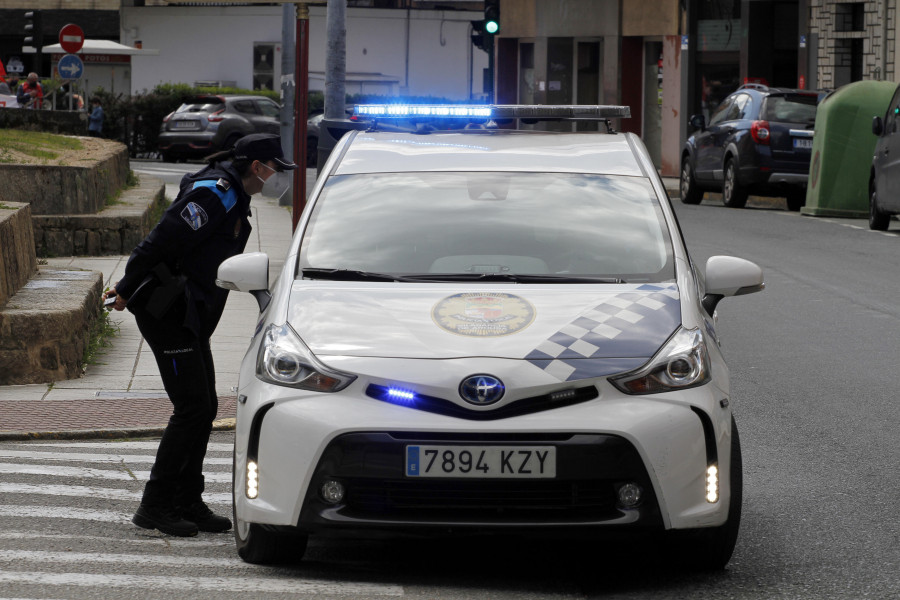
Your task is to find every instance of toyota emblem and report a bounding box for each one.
[459,375,505,405]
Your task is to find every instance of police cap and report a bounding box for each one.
[232,134,298,171]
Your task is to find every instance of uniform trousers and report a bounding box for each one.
[134,305,219,509]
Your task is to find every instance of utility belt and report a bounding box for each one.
[126,262,188,321]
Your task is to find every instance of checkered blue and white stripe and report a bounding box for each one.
[525,284,681,381]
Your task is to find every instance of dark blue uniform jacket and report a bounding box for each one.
[116,162,252,336]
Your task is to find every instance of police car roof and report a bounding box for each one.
[334,130,646,176]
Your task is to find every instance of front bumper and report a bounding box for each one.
[233,379,735,537]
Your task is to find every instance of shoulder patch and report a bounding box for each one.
[181,202,209,230]
[192,179,238,212]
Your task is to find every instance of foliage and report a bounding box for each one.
[0,128,83,163]
[82,308,119,367]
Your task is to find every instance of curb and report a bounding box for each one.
[0,418,236,443]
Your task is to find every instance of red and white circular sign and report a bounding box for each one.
[59,24,85,55]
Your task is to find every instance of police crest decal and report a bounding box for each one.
[432,292,535,337]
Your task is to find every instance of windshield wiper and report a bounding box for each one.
[401,273,626,283]
[301,268,417,282]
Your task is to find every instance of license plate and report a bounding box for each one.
[405,445,556,478]
[173,121,199,130]
[793,138,813,149]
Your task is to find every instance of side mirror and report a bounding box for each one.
[216,252,271,312]
[873,116,884,136]
[689,114,706,130]
[702,255,764,315]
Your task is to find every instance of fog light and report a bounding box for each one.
[246,460,259,499]
[706,465,719,503]
[320,479,345,504]
[617,482,643,508]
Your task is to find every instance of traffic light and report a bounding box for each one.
[24,11,43,48]
[484,0,500,35]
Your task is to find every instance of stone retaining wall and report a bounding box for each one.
[0,268,103,385]
[0,107,88,136]
[32,174,167,257]
[0,143,130,215]
[0,203,37,308]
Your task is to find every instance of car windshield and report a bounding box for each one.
[298,172,674,282]
[761,94,818,123]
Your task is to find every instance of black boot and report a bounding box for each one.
[182,501,232,533]
[133,504,199,537]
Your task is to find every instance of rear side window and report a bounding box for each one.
[761,95,818,124]
[233,101,259,114]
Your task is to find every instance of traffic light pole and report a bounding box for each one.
[292,3,310,232]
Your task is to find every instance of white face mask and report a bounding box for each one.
[256,162,292,201]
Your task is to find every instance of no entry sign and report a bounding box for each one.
[59,24,85,55]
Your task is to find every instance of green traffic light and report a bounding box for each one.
[485,20,499,34]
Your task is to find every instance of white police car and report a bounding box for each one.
[216,104,764,569]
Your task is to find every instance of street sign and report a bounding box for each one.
[59,24,84,54]
[57,53,84,80]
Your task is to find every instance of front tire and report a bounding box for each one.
[722,159,748,208]
[680,157,704,204]
[869,183,890,231]
[673,416,742,570]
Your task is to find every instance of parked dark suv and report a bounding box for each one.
[158,94,282,162]
[680,84,828,211]
[869,84,900,230]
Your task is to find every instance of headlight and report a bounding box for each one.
[256,323,356,392]
[610,327,710,394]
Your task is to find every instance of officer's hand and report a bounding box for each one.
[102,287,128,312]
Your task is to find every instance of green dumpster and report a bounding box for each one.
[802,80,896,217]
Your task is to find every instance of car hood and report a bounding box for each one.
[286,282,681,379]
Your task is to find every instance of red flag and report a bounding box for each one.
[0,60,7,82]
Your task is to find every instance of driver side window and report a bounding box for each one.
[708,97,735,126]
[885,88,900,134]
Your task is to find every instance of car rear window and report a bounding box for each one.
[300,172,674,282]
[761,94,818,123]
[176,102,223,114]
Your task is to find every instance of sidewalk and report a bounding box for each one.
[0,173,682,441]
[0,171,304,441]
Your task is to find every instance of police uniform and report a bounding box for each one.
[114,163,251,528]
[114,134,295,536]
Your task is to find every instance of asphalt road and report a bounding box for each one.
[2,189,899,598]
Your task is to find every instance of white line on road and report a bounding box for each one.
[0,506,131,523]
[0,483,231,506]
[0,531,231,548]
[0,549,247,569]
[0,450,230,465]
[19,441,234,452]
[0,570,404,596]
[0,463,231,483]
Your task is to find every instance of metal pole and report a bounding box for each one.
[292,3,310,231]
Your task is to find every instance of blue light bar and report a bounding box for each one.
[352,104,630,121]
[355,104,492,118]
[386,387,418,405]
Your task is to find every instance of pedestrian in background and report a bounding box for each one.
[103,134,296,537]
[16,72,43,109]
[88,97,103,137]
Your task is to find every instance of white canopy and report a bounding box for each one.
[35,40,159,56]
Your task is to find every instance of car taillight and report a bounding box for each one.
[208,108,226,122]
[162,111,174,123]
[751,120,770,145]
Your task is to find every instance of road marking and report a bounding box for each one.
[0,531,231,548]
[0,463,231,483]
[0,506,131,523]
[0,549,248,568]
[0,571,404,596]
[0,483,231,506]
[0,450,230,465]
[20,441,234,452]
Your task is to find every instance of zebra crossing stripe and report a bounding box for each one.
[0,483,231,506]
[0,506,131,523]
[0,570,404,595]
[21,441,234,452]
[0,531,231,548]
[0,463,231,483]
[0,450,230,465]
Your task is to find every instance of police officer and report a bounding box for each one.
[104,134,296,537]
